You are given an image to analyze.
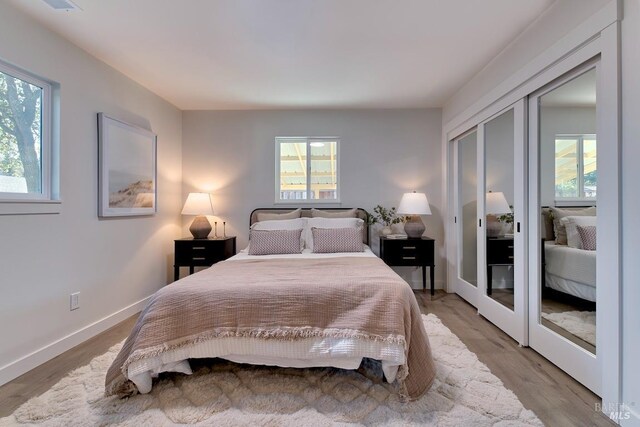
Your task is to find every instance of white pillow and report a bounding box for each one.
[561,216,597,249]
[251,218,307,250]
[304,217,364,250]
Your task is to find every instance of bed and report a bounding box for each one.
[105,208,435,400]
[542,207,597,302]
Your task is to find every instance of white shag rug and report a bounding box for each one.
[541,311,596,346]
[0,314,542,426]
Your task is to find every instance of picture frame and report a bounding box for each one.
[98,113,157,217]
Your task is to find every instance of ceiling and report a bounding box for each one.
[541,68,597,107]
[9,0,555,110]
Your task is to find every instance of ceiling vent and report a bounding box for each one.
[41,0,82,11]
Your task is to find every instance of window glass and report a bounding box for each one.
[583,137,597,198]
[554,135,596,200]
[555,138,579,198]
[277,138,339,202]
[310,140,337,200]
[0,67,46,198]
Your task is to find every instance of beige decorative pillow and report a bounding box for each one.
[248,229,303,255]
[311,208,357,218]
[311,227,364,253]
[550,207,596,245]
[256,208,302,222]
[577,225,597,251]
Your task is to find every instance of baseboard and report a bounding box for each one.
[621,406,640,426]
[0,295,150,386]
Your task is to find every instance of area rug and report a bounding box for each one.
[0,314,542,426]
[541,311,596,346]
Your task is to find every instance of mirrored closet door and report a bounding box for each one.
[452,129,479,306]
[476,101,527,344]
[528,61,601,394]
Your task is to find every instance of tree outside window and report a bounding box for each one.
[0,68,44,196]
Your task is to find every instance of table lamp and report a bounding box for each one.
[397,191,432,238]
[181,192,214,239]
[485,191,511,237]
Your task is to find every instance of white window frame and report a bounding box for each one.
[275,137,341,204]
[554,133,596,204]
[0,59,54,205]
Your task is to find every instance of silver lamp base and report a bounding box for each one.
[189,215,212,239]
[403,215,425,238]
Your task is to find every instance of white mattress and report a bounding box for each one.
[129,246,403,394]
[544,242,596,301]
[544,242,596,287]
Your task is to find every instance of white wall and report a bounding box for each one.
[621,0,640,423]
[0,3,182,384]
[443,0,611,123]
[540,107,596,206]
[181,109,444,289]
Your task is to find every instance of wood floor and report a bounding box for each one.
[0,292,613,426]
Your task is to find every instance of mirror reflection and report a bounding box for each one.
[539,69,597,353]
[459,131,478,287]
[485,109,515,310]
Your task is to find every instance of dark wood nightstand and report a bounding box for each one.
[379,236,435,295]
[174,236,236,281]
[486,236,514,295]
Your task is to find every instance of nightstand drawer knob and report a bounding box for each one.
[402,256,416,260]
[508,256,514,259]
[403,246,416,250]
[193,257,206,261]
[193,246,206,250]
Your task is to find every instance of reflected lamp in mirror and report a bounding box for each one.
[182,193,214,239]
[485,191,511,237]
[397,191,432,238]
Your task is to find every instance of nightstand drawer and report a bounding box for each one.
[383,249,431,266]
[486,238,514,265]
[174,246,219,265]
[379,238,435,266]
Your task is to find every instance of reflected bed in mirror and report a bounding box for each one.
[540,206,596,353]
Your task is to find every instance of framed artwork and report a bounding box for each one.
[98,113,157,217]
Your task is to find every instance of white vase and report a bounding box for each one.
[381,226,393,236]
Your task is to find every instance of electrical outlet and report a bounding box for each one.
[70,292,80,311]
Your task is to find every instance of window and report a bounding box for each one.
[555,134,596,200]
[0,60,52,201]
[276,137,339,202]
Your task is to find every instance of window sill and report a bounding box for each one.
[0,199,62,215]
[554,199,597,207]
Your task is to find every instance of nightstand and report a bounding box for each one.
[486,236,513,295]
[379,236,435,295]
[174,236,236,281]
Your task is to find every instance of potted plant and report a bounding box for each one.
[497,208,514,235]
[367,205,406,235]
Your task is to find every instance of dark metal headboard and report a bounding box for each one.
[250,208,370,245]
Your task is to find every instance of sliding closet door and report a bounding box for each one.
[476,100,527,344]
[528,61,602,394]
[452,129,479,306]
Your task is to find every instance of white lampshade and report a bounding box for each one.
[397,192,432,215]
[181,192,214,216]
[485,191,511,215]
